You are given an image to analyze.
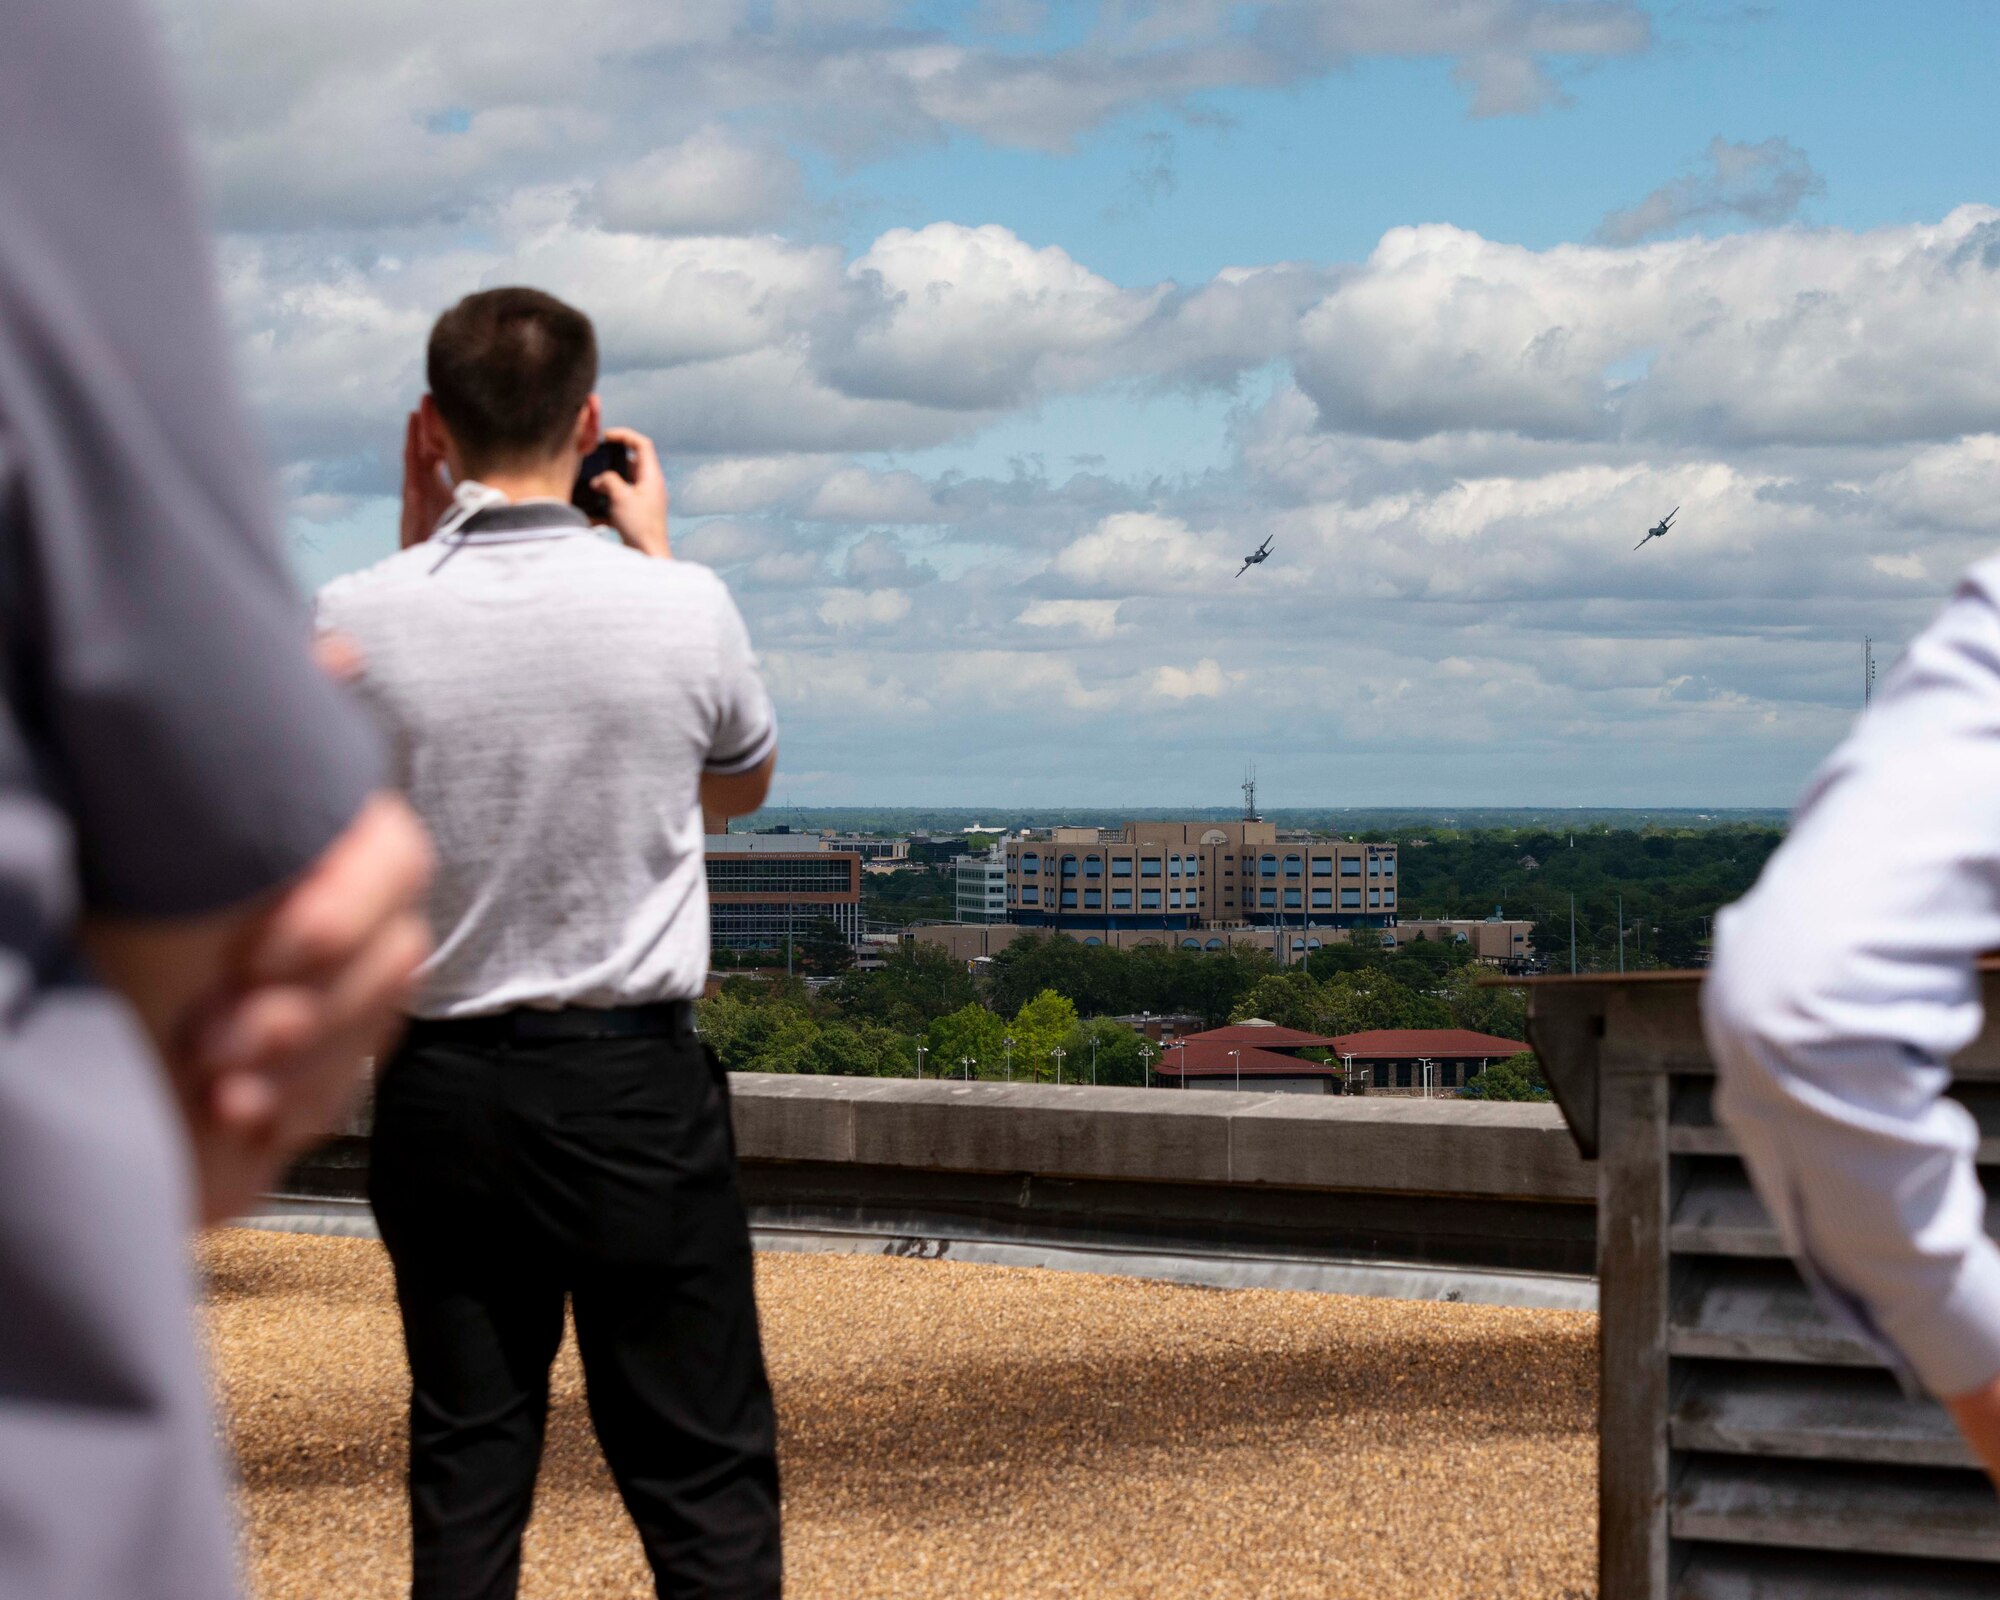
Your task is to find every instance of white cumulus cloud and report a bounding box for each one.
[817,587,914,630]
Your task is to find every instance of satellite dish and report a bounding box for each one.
[1200,829,1228,845]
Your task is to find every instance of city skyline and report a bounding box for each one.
[166,1,2000,806]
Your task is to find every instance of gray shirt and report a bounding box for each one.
[318,503,776,1016]
[0,2,384,1594]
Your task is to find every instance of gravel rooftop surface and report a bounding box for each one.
[201,1230,1597,1599]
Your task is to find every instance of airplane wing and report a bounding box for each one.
[1236,558,1252,577]
[1633,532,1655,550]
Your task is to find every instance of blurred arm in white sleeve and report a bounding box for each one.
[1704,559,2000,1472]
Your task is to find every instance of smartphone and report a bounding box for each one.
[572,439,633,521]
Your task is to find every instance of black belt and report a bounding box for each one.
[406,1000,698,1046]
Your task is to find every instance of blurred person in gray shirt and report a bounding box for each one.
[318,288,780,1600]
[0,2,434,1596]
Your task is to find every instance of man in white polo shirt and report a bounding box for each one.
[318,288,780,1600]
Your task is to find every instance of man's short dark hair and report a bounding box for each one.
[427,288,597,472]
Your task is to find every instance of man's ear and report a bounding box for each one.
[417,394,461,484]
[574,394,602,458]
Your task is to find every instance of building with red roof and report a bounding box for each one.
[1156,1020,1525,1095]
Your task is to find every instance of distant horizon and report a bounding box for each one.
[741,804,1792,832]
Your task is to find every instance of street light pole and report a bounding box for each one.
[1139,1042,1155,1089]
[915,1043,925,1080]
[1229,1047,1241,1093]
[1051,1045,1066,1085]
[960,1056,975,1081]
[1004,1035,1015,1082]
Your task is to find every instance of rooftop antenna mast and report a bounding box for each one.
[1863,637,1877,712]
[1242,763,1261,823]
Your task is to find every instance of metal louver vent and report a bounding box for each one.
[1529,975,2000,1599]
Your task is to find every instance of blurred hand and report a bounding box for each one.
[1947,1378,2000,1489]
[595,426,669,558]
[400,408,452,550]
[187,793,433,1222]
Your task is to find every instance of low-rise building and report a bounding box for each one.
[1155,1021,1526,1095]
[704,832,861,953]
[954,844,1008,923]
[1388,917,1536,967]
[1005,820,1399,934]
[1106,1011,1206,1044]
[822,834,909,863]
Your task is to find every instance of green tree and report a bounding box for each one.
[1318,969,1450,1034]
[990,933,1133,1017]
[1442,966,1528,1041]
[799,917,855,976]
[829,941,978,1033]
[924,1003,1007,1080]
[1228,971,1328,1032]
[1066,1017,1149,1086]
[698,989,810,1071]
[1011,988,1080,1082]
[1461,1051,1549,1101]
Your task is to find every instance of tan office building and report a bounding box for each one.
[1004,821,1398,936]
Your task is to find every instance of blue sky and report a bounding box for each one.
[169,0,2000,807]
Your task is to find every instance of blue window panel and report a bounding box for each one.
[1112,859,1132,877]
[1140,889,1162,909]
[1111,889,1133,909]
[1084,890,1102,908]
[1141,858,1163,878]
[1341,859,1361,876]
[1085,857,1103,879]
[1284,855,1302,878]
[1311,888,1332,909]
[1061,856,1079,878]
[1312,858,1332,877]
[1061,889,1078,908]
[1260,888,1277,907]
[1021,854,1039,874]
[1340,888,1360,907]
[1284,889,1302,908]
[1260,855,1277,877]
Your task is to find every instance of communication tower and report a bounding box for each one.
[1863,637,1876,711]
[1241,763,1261,822]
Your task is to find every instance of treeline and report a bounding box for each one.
[696,930,1527,1084]
[1389,824,1782,970]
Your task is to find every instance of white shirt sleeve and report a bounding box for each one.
[704,583,777,776]
[1704,559,2000,1398]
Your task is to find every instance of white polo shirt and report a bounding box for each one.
[318,500,776,1016]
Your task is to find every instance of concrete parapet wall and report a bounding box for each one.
[728,1075,1591,1204]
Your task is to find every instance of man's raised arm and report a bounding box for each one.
[1704,562,2000,1480]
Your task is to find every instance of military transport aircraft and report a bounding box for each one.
[1634,507,1678,551]
[1237,535,1274,577]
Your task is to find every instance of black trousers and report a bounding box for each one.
[369,1020,781,1600]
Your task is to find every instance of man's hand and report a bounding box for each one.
[400,408,452,550]
[595,426,669,558]
[92,793,433,1225]
[1947,1377,2000,1488]
[189,793,432,1212]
